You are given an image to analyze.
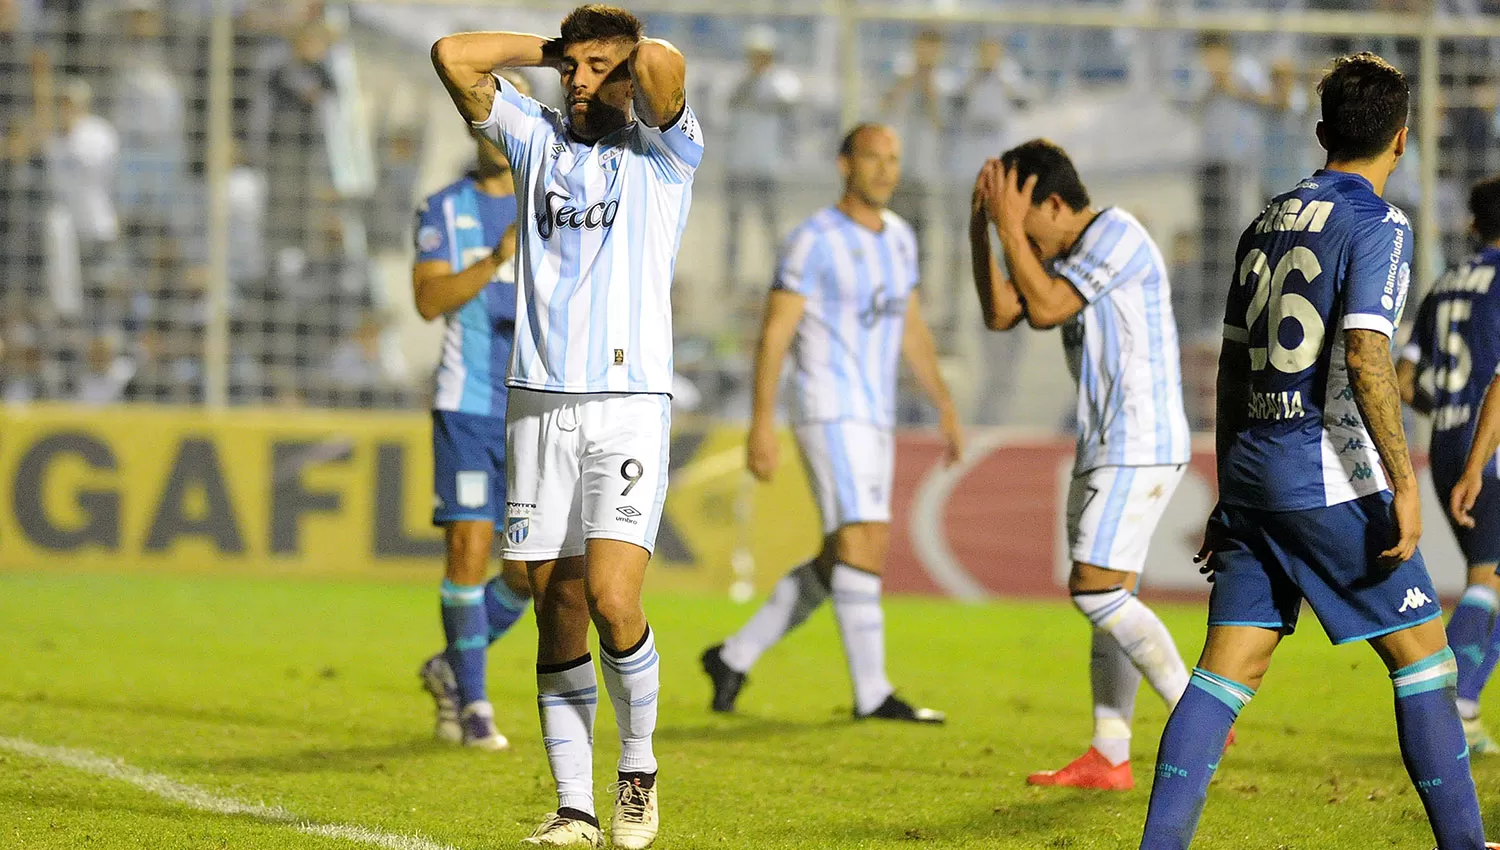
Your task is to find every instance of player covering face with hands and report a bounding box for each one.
[702,123,960,724]
[969,141,1196,790]
[432,4,702,848]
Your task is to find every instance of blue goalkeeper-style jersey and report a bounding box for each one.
[1218,169,1415,512]
[1409,247,1500,479]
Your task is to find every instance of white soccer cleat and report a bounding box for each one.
[1462,715,1500,756]
[608,779,658,849]
[521,813,604,847]
[418,655,461,743]
[459,701,509,750]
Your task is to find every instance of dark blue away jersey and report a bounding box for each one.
[1218,169,1415,512]
[1408,247,1500,477]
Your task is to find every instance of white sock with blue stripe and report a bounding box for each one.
[832,563,894,716]
[537,655,599,817]
[721,561,828,673]
[1073,587,1189,710]
[601,626,659,776]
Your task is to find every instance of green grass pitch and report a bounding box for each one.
[0,570,1497,849]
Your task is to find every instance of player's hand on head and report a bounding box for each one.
[1380,486,1422,568]
[746,423,779,483]
[1451,472,1484,530]
[971,159,999,219]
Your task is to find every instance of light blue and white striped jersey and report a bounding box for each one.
[474,75,702,395]
[775,207,920,429]
[1052,207,1191,471]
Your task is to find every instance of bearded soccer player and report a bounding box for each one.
[433,6,700,847]
[969,140,1194,790]
[1139,53,1487,849]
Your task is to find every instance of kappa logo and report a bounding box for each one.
[1398,586,1433,613]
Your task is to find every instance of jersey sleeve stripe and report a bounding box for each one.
[1342,313,1395,337]
[1223,323,1250,343]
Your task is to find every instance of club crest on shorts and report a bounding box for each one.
[506,502,534,547]
[507,515,530,546]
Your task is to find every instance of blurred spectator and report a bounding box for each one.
[953,36,1031,175]
[110,0,187,250]
[38,71,120,317]
[1,320,62,404]
[724,25,799,294]
[328,310,407,406]
[0,0,40,304]
[226,141,268,292]
[1193,32,1266,332]
[883,28,958,260]
[1260,57,1317,199]
[74,329,135,405]
[249,20,337,254]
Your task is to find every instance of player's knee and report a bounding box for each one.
[585,584,644,630]
[1067,562,1135,595]
[833,523,889,572]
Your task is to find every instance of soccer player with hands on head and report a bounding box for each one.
[970,140,1195,792]
[432,5,702,847]
[1399,175,1500,755]
[1140,53,1488,850]
[703,123,959,725]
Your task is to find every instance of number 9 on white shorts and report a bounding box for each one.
[504,388,671,560]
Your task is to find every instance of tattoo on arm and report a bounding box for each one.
[467,73,496,118]
[1346,329,1415,490]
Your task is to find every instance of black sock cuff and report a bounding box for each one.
[557,807,600,829]
[1070,586,1127,598]
[536,653,592,675]
[602,625,652,659]
[618,770,657,790]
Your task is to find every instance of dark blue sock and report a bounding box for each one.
[1391,648,1486,850]
[1447,585,1498,703]
[484,576,530,644]
[441,579,488,707]
[1470,613,1500,705]
[1140,669,1254,850]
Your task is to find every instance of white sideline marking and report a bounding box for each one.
[0,736,458,850]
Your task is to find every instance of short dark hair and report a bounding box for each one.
[838,122,890,158]
[999,138,1090,212]
[1317,52,1409,162]
[1471,175,1500,243]
[559,4,642,47]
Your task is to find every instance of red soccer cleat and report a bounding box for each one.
[1027,747,1134,791]
[1225,727,1237,748]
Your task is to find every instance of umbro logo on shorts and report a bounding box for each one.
[1398,587,1433,613]
[616,505,641,525]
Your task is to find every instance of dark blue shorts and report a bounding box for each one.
[1430,452,1500,567]
[1207,492,1442,645]
[432,410,507,527]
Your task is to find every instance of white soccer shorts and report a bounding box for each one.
[503,388,671,560]
[1067,464,1186,573]
[793,420,895,535]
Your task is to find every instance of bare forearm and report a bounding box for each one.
[1346,329,1417,492]
[414,257,500,320]
[997,228,1075,328]
[1464,375,1500,478]
[971,214,1024,331]
[750,333,790,430]
[903,324,953,415]
[630,39,686,128]
[432,32,554,122]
